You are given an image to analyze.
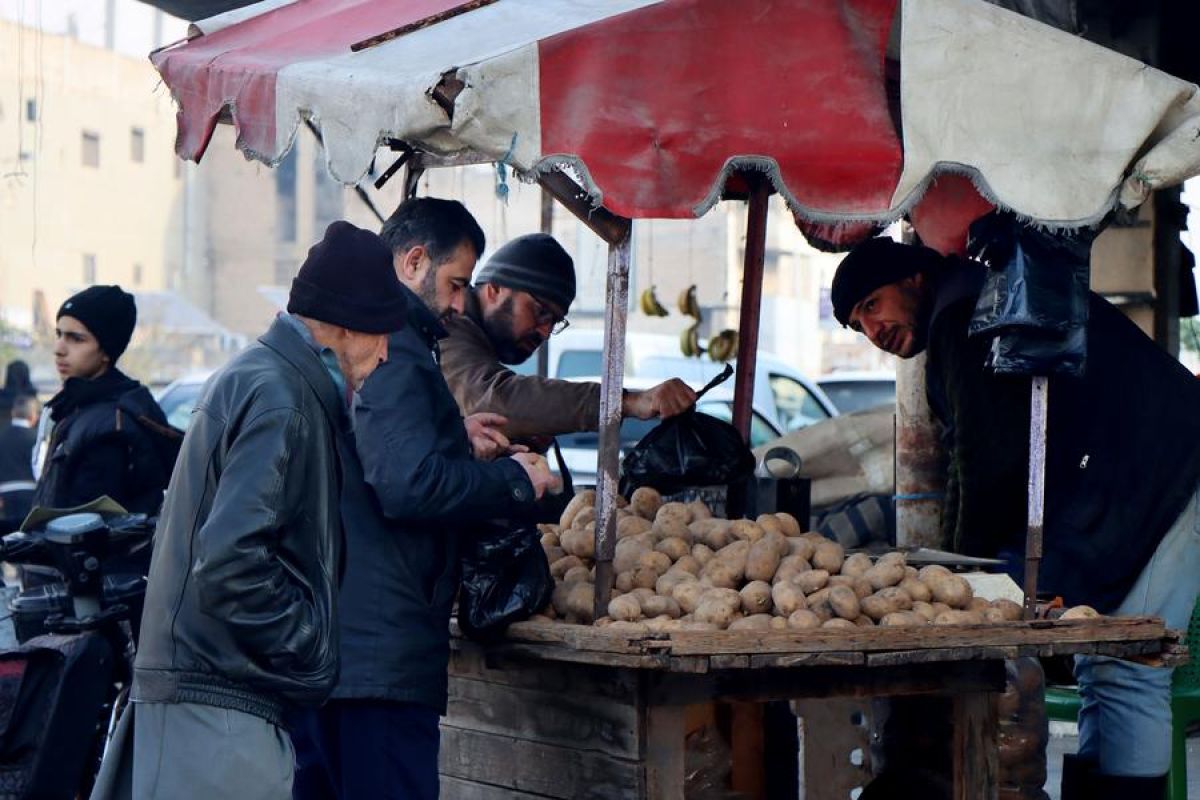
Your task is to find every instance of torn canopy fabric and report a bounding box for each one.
[151,0,1200,251]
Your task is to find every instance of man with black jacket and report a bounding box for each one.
[289,198,556,800]
[110,222,408,800]
[832,236,1200,799]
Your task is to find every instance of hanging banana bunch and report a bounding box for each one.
[675,284,705,358]
[708,329,739,362]
[680,323,702,358]
[638,286,670,317]
[677,285,701,319]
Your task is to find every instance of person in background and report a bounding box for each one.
[440,233,696,447]
[2,360,37,402]
[31,286,174,515]
[291,197,557,800]
[0,392,38,529]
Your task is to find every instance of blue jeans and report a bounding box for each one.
[290,700,440,800]
[1074,480,1200,777]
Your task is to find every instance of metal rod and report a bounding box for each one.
[731,175,769,442]
[592,228,632,621]
[536,189,553,379]
[537,171,630,246]
[1024,376,1049,619]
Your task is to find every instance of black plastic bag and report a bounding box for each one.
[620,365,755,495]
[458,523,553,642]
[966,211,1097,377]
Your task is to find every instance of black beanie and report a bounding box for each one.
[831,238,948,326]
[57,285,137,362]
[475,233,576,312]
[287,221,408,334]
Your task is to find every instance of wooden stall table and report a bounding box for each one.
[439,617,1174,800]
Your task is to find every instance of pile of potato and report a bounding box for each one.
[537,487,1029,634]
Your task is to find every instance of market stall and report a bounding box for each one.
[148,0,1200,796]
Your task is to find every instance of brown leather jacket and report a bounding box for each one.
[440,290,601,440]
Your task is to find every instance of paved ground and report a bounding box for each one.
[1044,722,1200,799]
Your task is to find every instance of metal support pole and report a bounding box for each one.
[895,353,946,548]
[536,189,554,379]
[593,227,632,621]
[731,177,769,442]
[1023,376,1049,619]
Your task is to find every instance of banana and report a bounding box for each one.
[679,323,702,358]
[708,329,739,362]
[639,286,669,317]
[677,285,701,319]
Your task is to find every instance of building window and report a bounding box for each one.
[83,254,97,284]
[25,99,36,122]
[133,263,143,286]
[81,131,100,167]
[130,128,145,163]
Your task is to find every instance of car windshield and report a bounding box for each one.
[157,382,205,430]
[819,380,896,414]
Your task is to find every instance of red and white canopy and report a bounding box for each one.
[153,0,1200,250]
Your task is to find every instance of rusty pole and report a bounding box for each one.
[894,353,946,548]
[592,226,632,621]
[1023,376,1049,619]
[731,176,769,442]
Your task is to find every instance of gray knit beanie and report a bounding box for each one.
[474,234,576,311]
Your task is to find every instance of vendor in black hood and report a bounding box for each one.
[31,284,176,514]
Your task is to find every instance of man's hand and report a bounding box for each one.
[464,413,526,460]
[622,378,697,420]
[509,452,561,500]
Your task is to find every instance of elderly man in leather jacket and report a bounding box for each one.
[106,222,409,800]
[290,198,556,800]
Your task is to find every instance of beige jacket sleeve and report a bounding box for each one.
[440,314,602,440]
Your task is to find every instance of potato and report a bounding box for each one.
[881,611,925,627]
[812,541,845,573]
[632,567,659,590]
[822,618,856,630]
[904,566,919,580]
[801,532,829,543]
[729,614,774,632]
[933,609,986,626]
[715,540,752,575]
[898,577,932,603]
[572,506,597,530]
[628,486,662,520]
[774,512,803,538]
[770,615,789,630]
[930,602,952,617]
[860,593,896,621]
[771,582,808,616]
[911,601,937,622]
[544,545,566,564]
[643,616,676,633]
[983,607,1011,624]
[828,575,874,600]
[563,565,592,585]
[655,536,691,562]
[740,581,774,615]
[787,609,822,630]
[773,555,811,585]
[864,563,905,591]
[968,597,992,613]
[607,620,649,635]
[614,539,650,573]
[653,517,692,544]
[806,587,831,607]
[918,564,952,583]
[690,520,734,550]
[794,569,830,595]
[730,520,766,542]
[673,555,701,576]
[694,598,738,629]
[559,490,596,529]
[656,570,694,597]
[559,528,596,559]
[655,501,692,527]
[672,582,708,614]
[877,551,907,568]
[990,599,1024,622]
[617,515,653,539]
[691,543,715,566]
[565,583,596,623]
[631,587,657,605]
[853,615,876,627]
[756,514,785,537]
[1061,605,1100,620]
[928,574,972,609]
[828,585,862,621]
[550,555,584,579]
[540,531,561,549]
[745,538,783,582]
[840,553,874,578]
[677,621,721,632]
[687,499,713,521]
[640,594,681,619]
[877,586,913,611]
[786,537,816,561]
[608,594,642,622]
[551,583,573,616]
[700,560,740,589]
[808,595,836,623]
[615,571,635,593]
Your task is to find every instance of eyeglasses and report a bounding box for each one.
[528,294,570,335]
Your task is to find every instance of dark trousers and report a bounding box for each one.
[290,699,440,800]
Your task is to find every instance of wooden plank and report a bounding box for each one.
[710,654,750,670]
[867,646,1019,668]
[643,704,686,800]
[440,725,643,799]
[446,677,640,759]
[494,642,670,670]
[439,775,557,799]
[450,644,640,701]
[729,702,766,800]
[504,621,665,653]
[749,651,866,669]
[951,693,999,800]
